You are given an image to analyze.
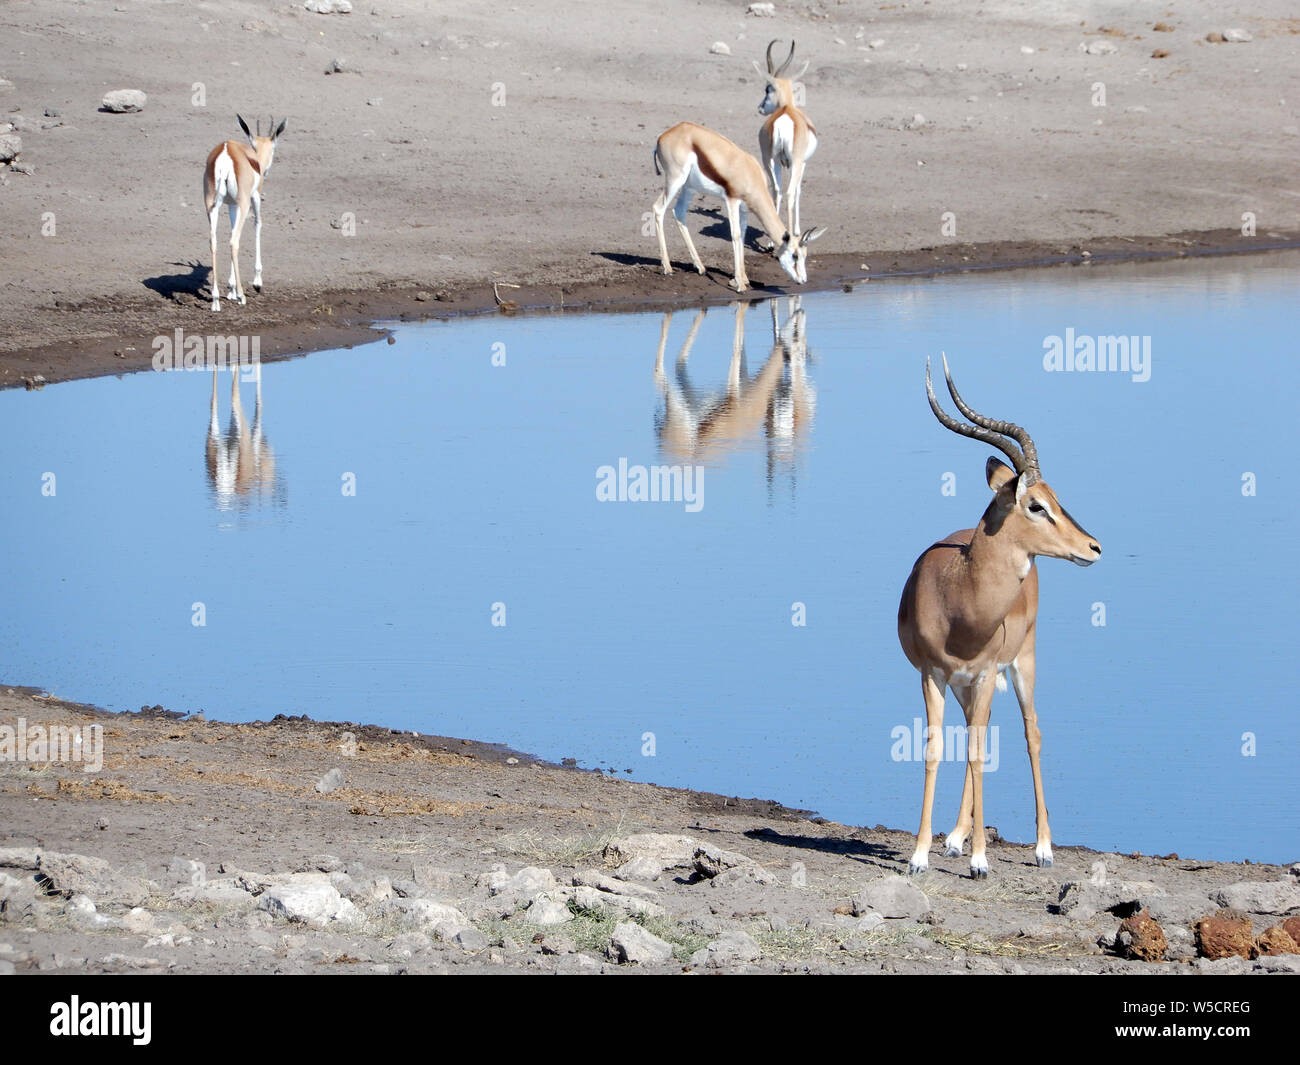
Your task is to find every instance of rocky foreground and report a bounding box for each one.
[1,689,1298,975]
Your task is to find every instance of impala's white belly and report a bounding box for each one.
[683,156,727,200]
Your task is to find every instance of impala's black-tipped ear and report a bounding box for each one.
[272,118,287,140]
[237,114,252,140]
[986,456,1016,493]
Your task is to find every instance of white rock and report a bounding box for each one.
[1019,46,1035,55]
[315,767,345,793]
[304,0,352,12]
[747,2,775,15]
[1083,40,1117,56]
[608,921,674,965]
[709,41,732,56]
[605,834,701,870]
[906,113,927,129]
[487,866,557,898]
[101,89,147,113]
[573,885,665,919]
[388,897,470,936]
[523,894,573,926]
[869,39,885,49]
[258,882,362,928]
[853,875,931,919]
[690,929,762,968]
[1221,28,1252,43]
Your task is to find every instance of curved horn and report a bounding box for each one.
[794,59,809,81]
[926,357,1033,478]
[939,355,1040,480]
[765,39,780,75]
[775,40,796,77]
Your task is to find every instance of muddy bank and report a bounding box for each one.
[2,688,1297,974]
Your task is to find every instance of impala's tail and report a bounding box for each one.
[653,143,662,176]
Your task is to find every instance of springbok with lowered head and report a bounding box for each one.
[203,115,286,312]
[652,121,826,293]
[755,40,818,239]
[896,357,1101,878]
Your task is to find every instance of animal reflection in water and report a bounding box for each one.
[654,299,815,491]
[205,364,284,509]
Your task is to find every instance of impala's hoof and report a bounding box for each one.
[970,855,989,879]
[661,266,673,276]
[908,856,929,875]
[944,843,963,858]
[1035,844,1054,868]
[1036,854,1054,868]
[210,303,220,313]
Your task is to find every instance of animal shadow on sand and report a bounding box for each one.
[744,826,902,872]
[143,260,210,305]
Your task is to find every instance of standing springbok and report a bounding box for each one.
[897,357,1102,878]
[755,40,818,239]
[203,115,286,312]
[652,121,826,293]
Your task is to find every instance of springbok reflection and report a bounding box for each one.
[654,299,815,490]
[205,363,283,510]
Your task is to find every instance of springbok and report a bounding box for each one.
[206,363,278,508]
[897,357,1101,878]
[652,121,826,293]
[203,115,286,312]
[654,301,815,474]
[755,40,818,239]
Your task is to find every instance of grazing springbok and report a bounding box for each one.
[203,115,286,312]
[652,121,826,293]
[755,40,818,239]
[897,357,1101,878]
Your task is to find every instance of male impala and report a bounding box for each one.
[897,357,1101,878]
[755,40,818,239]
[652,121,826,292]
[203,115,286,312]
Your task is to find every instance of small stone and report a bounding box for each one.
[315,768,345,793]
[1195,911,1254,960]
[101,89,146,113]
[868,39,885,49]
[709,41,731,56]
[1151,49,1169,58]
[1083,39,1117,55]
[453,927,488,952]
[0,134,20,162]
[1206,32,1224,43]
[1019,46,1035,55]
[523,894,573,926]
[693,845,755,879]
[9,162,33,176]
[690,930,762,968]
[304,0,353,12]
[258,882,362,928]
[366,97,382,107]
[1251,925,1299,958]
[853,875,931,919]
[747,2,775,15]
[487,866,556,898]
[1114,909,1167,962]
[1153,21,1174,32]
[906,113,927,130]
[608,921,673,965]
[1221,28,1252,43]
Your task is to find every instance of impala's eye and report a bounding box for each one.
[1028,502,1045,515]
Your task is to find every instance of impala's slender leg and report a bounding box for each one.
[1007,631,1053,866]
[224,202,240,301]
[965,676,997,878]
[229,193,252,305]
[674,190,706,276]
[787,154,807,237]
[208,201,223,312]
[909,669,947,874]
[945,682,975,857]
[727,302,745,395]
[726,197,748,292]
[250,188,264,291]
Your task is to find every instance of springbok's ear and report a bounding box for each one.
[273,119,287,140]
[986,456,1016,493]
[800,226,827,246]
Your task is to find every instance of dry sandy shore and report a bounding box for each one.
[2,688,1298,975]
[1,0,1297,386]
